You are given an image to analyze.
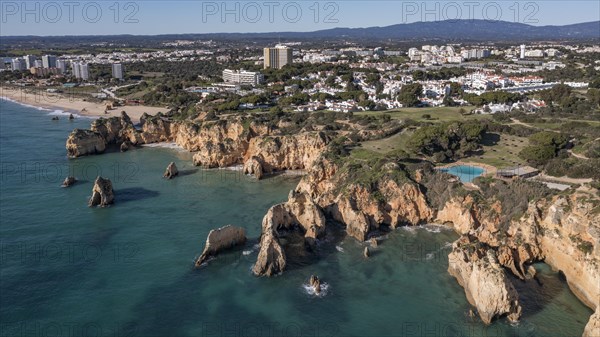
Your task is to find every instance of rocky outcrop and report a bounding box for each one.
[244,132,329,173]
[252,205,289,276]
[67,114,328,175]
[61,176,76,187]
[584,309,600,337]
[195,225,247,267]
[253,191,326,276]
[163,162,179,179]
[309,275,322,295]
[88,177,114,207]
[66,129,106,158]
[120,141,130,152]
[448,237,522,324]
[440,191,599,330]
[66,112,140,158]
[243,156,264,180]
[296,158,433,241]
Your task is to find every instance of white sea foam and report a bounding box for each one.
[141,142,185,151]
[243,244,260,256]
[335,245,344,252]
[302,282,330,297]
[1,96,91,119]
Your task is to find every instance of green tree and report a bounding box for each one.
[398,83,423,107]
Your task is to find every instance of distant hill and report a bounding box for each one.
[285,20,600,41]
[1,20,599,48]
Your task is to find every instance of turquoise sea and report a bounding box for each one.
[0,99,593,337]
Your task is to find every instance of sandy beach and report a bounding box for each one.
[0,86,168,123]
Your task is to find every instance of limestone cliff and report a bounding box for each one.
[296,158,433,241]
[66,114,329,175]
[438,191,599,329]
[253,158,434,275]
[584,309,600,337]
[448,237,522,324]
[66,129,106,158]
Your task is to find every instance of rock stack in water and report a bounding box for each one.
[88,177,114,207]
[363,247,371,258]
[309,275,321,295]
[163,162,179,179]
[62,176,77,188]
[195,225,247,267]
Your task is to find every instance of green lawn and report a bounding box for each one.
[467,132,530,168]
[353,128,529,169]
[356,107,492,123]
[359,130,414,154]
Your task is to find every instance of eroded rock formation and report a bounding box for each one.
[195,225,247,267]
[253,190,326,276]
[309,275,322,295]
[88,177,114,207]
[448,237,522,324]
[66,129,106,158]
[243,156,264,180]
[163,162,179,179]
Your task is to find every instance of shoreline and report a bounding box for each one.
[0,86,168,123]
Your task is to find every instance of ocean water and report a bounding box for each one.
[0,100,593,337]
[440,165,485,183]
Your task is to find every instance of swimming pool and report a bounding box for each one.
[439,165,485,183]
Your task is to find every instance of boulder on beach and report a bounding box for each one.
[195,225,247,267]
[163,162,179,179]
[88,177,114,207]
[61,176,77,188]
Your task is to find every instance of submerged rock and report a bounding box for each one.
[88,177,114,207]
[61,176,77,188]
[163,162,179,179]
[51,116,59,121]
[309,275,322,295]
[195,225,247,267]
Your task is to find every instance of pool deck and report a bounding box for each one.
[436,161,498,177]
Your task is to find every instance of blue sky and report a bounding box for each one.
[1,1,599,36]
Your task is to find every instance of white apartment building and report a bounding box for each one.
[222,69,264,86]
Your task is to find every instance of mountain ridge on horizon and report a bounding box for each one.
[1,19,599,42]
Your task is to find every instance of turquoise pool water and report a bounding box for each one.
[440,165,485,183]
